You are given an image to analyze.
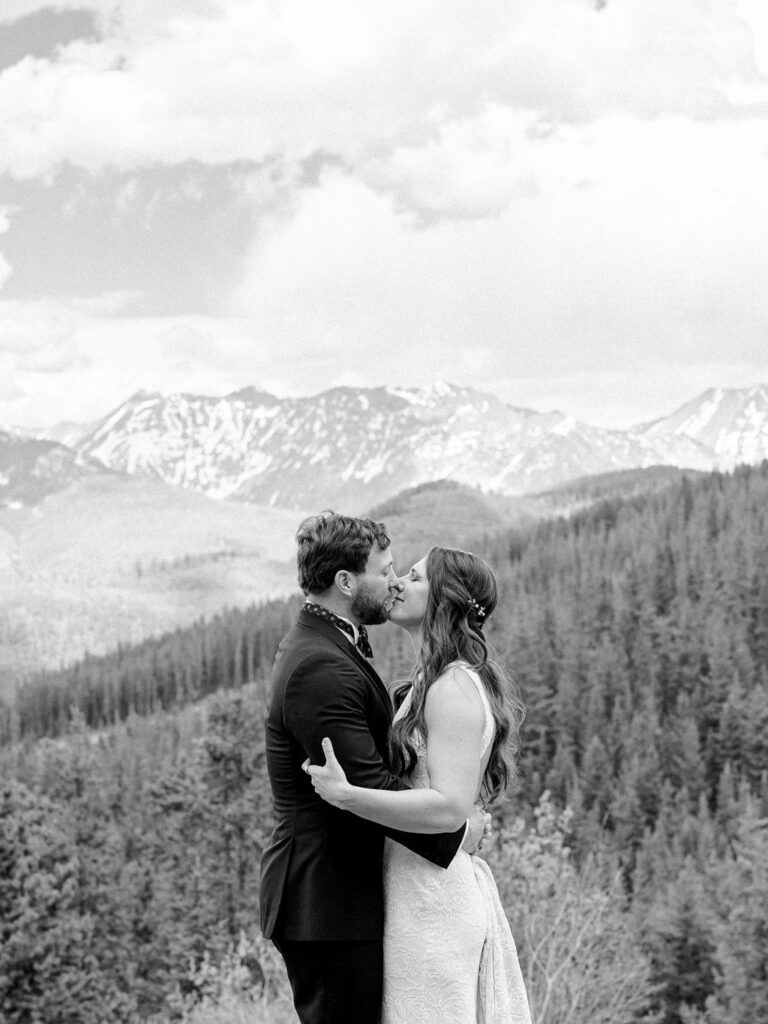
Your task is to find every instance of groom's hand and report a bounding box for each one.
[462,804,492,855]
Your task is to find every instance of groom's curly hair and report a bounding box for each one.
[389,547,525,805]
[296,511,390,594]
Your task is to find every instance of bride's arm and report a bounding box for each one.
[306,666,486,833]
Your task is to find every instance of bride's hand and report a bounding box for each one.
[304,738,353,809]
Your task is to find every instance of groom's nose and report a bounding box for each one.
[390,578,405,594]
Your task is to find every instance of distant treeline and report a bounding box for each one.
[6,462,768,827]
[0,598,301,744]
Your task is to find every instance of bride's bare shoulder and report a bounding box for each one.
[424,663,485,728]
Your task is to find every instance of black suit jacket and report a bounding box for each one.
[260,608,465,941]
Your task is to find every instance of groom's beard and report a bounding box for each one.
[351,582,390,626]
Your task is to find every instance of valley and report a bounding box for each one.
[2,379,768,696]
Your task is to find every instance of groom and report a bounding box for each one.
[260,511,488,1024]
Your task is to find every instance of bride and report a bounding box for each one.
[307,546,532,1024]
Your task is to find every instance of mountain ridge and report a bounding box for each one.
[637,383,768,465]
[8,381,768,513]
[66,381,723,509]
[0,433,111,509]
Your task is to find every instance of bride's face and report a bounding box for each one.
[388,555,430,629]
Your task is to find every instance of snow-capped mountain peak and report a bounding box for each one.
[225,385,279,403]
[638,385,768,467]
[61,381,718,510]
[13,381,768,514]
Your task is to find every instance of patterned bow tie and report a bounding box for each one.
[303,602,374,659]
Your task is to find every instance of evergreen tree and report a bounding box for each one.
[0,780,134,1023]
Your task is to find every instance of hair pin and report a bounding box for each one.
[468,597,486,618]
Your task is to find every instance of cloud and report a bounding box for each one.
[18,340,87,374]
[0,367,25,404]
[0,206,11,291]
[0,160,299,312]
[0,7,99,73]
[0,0,766,187]
[0,300,80,363]
[0,297,268,425]
[226,107,768,417]
[1,1,768,431]
[159,322,219,376]
[363,107,541,224]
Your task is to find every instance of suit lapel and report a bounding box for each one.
[353,647,393,715]
[297,609,393,717]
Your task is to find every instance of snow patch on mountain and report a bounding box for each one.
[638,385,768,469]
[63,381,726,510]
[17,382,768,513]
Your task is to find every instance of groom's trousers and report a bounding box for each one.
[273,937,383,1024]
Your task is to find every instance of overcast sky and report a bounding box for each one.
[1,0,768,431]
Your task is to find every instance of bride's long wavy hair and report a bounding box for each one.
[388,547,524,806]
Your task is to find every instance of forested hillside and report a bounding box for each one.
[0,599,301,744]
[2,463,768,1023]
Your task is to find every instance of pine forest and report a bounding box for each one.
[2,462,768,1024]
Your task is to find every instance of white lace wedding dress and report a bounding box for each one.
[382,664,532,1024]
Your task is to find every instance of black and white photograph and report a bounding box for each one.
[2,1,768,1022]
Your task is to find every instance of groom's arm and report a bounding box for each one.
[284,654,465,868]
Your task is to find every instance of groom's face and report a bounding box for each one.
[349,543,398,625]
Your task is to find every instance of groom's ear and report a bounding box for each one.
[334,569,354,598]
